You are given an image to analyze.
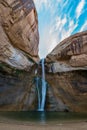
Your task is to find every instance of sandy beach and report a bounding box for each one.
[0,122,87,130]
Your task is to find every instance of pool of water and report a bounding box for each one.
[0,112,87,125]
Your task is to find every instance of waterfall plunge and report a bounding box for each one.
[36,59,47,111]
[40,59,46,111]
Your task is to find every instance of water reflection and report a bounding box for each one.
[39,112,46,124]
[0,112,87,124]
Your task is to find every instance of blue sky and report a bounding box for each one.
[33,0,87,58]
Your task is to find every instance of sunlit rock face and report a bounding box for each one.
[46,31,87,73]
[0,1,87,112]
[0,0,39,70]
[0,0,39,111]
[45,31,87,112]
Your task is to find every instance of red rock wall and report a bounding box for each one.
[0,0,39,70]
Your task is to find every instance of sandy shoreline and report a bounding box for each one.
[0,121,87,130]
[0,114,87,130]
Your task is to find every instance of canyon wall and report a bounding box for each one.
[0,0,87,112]
[0,64,37,111]
[46,31,87,73]
[46,31,87,112]
[0,0,39,70]
[0,0,39,111]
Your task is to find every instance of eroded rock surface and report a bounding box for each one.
[45,31,87,112]
[46,71,87,112]
[46,31,87,73]
[0,0,39,70]
[0,1,87,112]
[0,63,37,111]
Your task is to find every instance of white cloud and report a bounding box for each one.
[61,21,78,40]
[33,0,63,12]
[33,0,49,11]
[38,24,58,58]
[51,16,78,46]
[80,20,87,32]
[56,16,67,26]
[39,15,78,58]
[76,0,85,19]
[33,0,86,58]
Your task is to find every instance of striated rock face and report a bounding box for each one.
[0,63,37,111]
[46,31,87,73]
[0,0,39,70]
[0,0,40,111]
[0,62,87,112]
[0,1,87,113]
[46,71,87,112]
[45,31,87,112]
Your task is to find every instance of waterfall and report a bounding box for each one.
[40,59,46,111]
[36,59,47,111]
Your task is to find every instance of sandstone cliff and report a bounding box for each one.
[0,63,38,111]
[0,0,87,113]
[0,0,39,70]
[45,71,87,112]
[0,0,39,111]
[46,31,87,73]
[45,31,87,112]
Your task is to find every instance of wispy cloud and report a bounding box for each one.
[39,15,78,58]
[33,0,87,58]
[80,20,87,32]
[49,17,78,52]
[39,24,58,57]
[76,0,85,19]
[33,0,49,11]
